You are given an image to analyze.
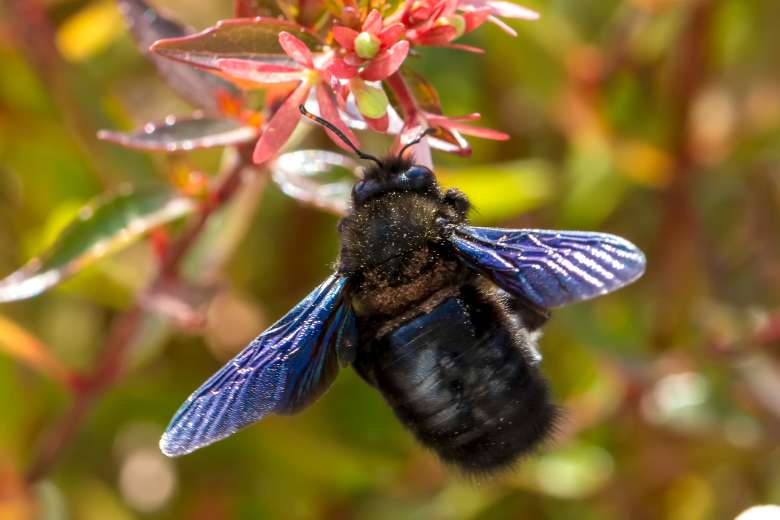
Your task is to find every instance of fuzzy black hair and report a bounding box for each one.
[360,156,417,182]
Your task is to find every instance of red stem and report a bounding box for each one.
[160,145,254,278]
[386,72,420,122]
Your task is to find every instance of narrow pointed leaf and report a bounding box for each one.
[485,1,539,19]
[98,116,258,152]
[270,150,358,214]
[486,14,517,36]
[429,126,471,155]
[438,43,485,53]
[0,315,73,387]
[117,0,239,113]
[151,18,320,71]
[216,58,305,85]
[0,189,196,303]
[400,65,442,114]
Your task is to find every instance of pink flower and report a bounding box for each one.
[425,112,509,140]
[460,0,539,36]
[330,9,410,82]
[402,0,538,49]
[217,31,360,163]
[160,1,538,165]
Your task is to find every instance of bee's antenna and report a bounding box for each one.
[398,127,436,159]
[298,105,383,168]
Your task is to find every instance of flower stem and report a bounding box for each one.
[386,72,419,122]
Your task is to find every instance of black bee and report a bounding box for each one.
[160,106,646,474]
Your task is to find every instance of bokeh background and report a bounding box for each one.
[1,0,780,518]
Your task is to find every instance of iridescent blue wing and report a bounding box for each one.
[450,226,646,309]
[160,274,356,457]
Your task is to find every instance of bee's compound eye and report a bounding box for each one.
[405,166,433,188]
[354,180,367,194]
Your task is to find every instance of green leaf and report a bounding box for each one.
[98,116,258,152]
[150,18,320,71]
[0,188,195,303]
[437,160,555,224]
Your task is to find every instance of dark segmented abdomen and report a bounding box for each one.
[354,285,557,474]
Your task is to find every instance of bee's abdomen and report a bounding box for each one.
[354,286,557,474]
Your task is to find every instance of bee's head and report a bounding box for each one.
[353,157,437,205]
[297,105,439,206]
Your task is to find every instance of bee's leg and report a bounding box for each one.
[443,189,470,218]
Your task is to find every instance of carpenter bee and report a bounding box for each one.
[160,106,646,474]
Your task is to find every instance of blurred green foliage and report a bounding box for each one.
[1,0,780,519]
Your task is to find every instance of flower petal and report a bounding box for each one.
[278,31,314,68]
[253,82,311,164]
[362,9,383,34]
[435,43,485,53]
[378,23,405,47]
[332,25,359,50]
[316,86,361,153]
[438,120,509,140]
[428,112,480,122]
[341,6,362,27]
[487,14,517,36]
[408,3,435,24]
[327,57,359,79]
[398,122,433,167]
[344,53,363,67]
[363,113,389,132]
[411,25,458,45]
[426,112,509,140]
[461,8,491,32]
[429,0,453,27]
[359,40,410,81]
[438,0,459,18]
[486,1,539,19]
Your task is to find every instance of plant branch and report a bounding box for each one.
[159,145,255,278]
[25,144,257,483]
[651,0,714,349]
[25,306,143,482]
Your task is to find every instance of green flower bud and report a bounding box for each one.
[436,14,466,38]
[354,31,381,59]
[350,78,389,119]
